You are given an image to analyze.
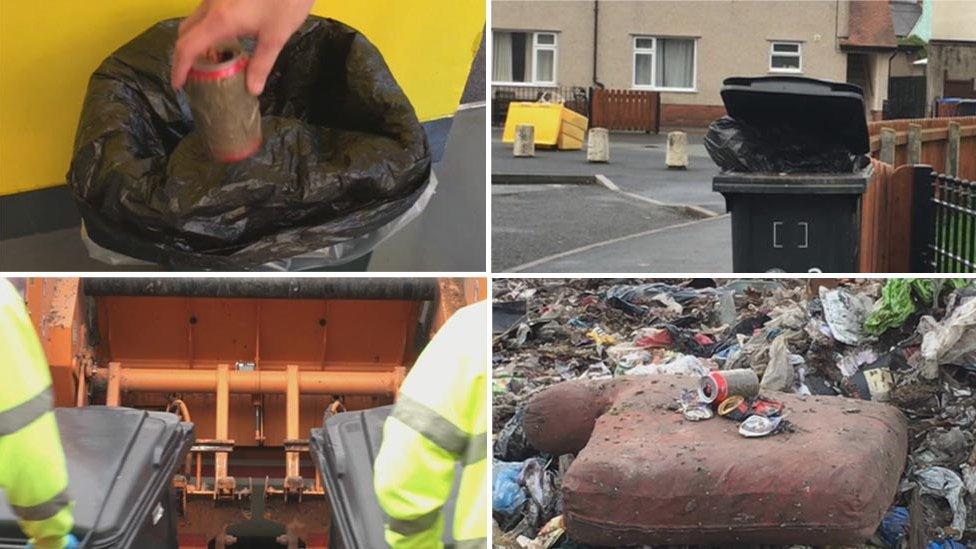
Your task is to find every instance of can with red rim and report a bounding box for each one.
[184,41,262,162]
[698,369,760,405]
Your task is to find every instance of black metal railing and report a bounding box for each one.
[910,166,976,272]
[491,85,590,126]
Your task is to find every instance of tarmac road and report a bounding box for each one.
[491,130,733,272]
[492,129,726,214]
[492,183,693,272]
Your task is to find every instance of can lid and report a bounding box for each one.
[188,42,248,81]
[698,374,720,404]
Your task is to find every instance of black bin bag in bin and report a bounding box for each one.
[704,76,871,174]
[68,17,432,268]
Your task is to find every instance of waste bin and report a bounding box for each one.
[309,406,460,549]
[0,407,194,549]
[708,76,871,272]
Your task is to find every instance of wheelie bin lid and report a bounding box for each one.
[720,76,870,155]
[309,405,460,549]
[0,407,194,549]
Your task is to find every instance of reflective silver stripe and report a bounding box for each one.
[463,432,487,465]
[11,488,70,521]
[448,538,488,549]
[391,395,469,457]
[386,508,441,536]
[0,386,53,436]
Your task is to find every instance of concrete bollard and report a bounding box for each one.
[879,127,896,165]
[666,131,688,169]
[513,124,535,158]
[907,124,922,165]
[587,128,610,163]
[946,121,960,177]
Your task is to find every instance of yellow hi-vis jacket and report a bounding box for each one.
[374,300,487,549]
[0,280,74,549]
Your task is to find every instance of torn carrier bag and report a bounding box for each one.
[67,17,432,269]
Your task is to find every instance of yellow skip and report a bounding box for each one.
[502,102,588,150]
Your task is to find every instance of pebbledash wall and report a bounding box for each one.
[492,0,851,127]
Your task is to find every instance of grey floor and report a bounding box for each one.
[0,107,487,272]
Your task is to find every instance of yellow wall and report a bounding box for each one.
[0,1,484,196]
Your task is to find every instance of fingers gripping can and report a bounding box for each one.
[185,41,262,162]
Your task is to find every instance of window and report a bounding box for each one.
[492,31,558,84]
[533,33,557,84]
[769,41,802,73]
[632,36,696,91]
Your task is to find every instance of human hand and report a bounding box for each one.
[25,533,79,549]
[171,0,315,96]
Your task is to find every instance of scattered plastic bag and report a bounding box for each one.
[629,354,712,377]
[704,115,862,173]
[495,407,536,462]
[68,18,431,267]
[926,540,966,549]
[493,460,528,517]
[519,515,565,549]
[917,296,976,378]
[877,506,909,548]
[915,466,966,538]
[865,279,970,336]
[820,286,876,346]
[759,333,795,392]
[605,283,711,317]
[519,458,559,530]
[836,346,879,377]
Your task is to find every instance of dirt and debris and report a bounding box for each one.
[492,278,976,548]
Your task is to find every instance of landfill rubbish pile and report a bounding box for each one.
[492,278,976,549]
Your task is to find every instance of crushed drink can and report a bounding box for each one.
[738,415,781,437]
[185,41,262,162]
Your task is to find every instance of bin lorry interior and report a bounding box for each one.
[18,277,484,548]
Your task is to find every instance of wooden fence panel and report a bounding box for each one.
[867,116,976,180]
[591,89,660,133]
[859,161,916,272]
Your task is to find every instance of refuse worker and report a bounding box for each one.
[373,300,487,549]
[171,0,316,96]
[0,280,78,549]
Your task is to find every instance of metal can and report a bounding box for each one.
[698,368,760,405]
[185,41,262,162]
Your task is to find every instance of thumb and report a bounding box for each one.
[246,34,286,96]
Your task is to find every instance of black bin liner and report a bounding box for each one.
[705,116,865,173]
[68,17,431,268]
[705,76,870,174]
[0,407,194,549]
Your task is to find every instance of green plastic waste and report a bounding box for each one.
[863,279,970,336]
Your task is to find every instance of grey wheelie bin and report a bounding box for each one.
[310,405,461,549]
[0,407,194,549]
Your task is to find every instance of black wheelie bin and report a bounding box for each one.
[0,407,194,549]
[708,76,872,273]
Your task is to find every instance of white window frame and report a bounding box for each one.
[490,30,559,87]
[531,32,558,85]
[631,36,697,93]
[769,41,803,73]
